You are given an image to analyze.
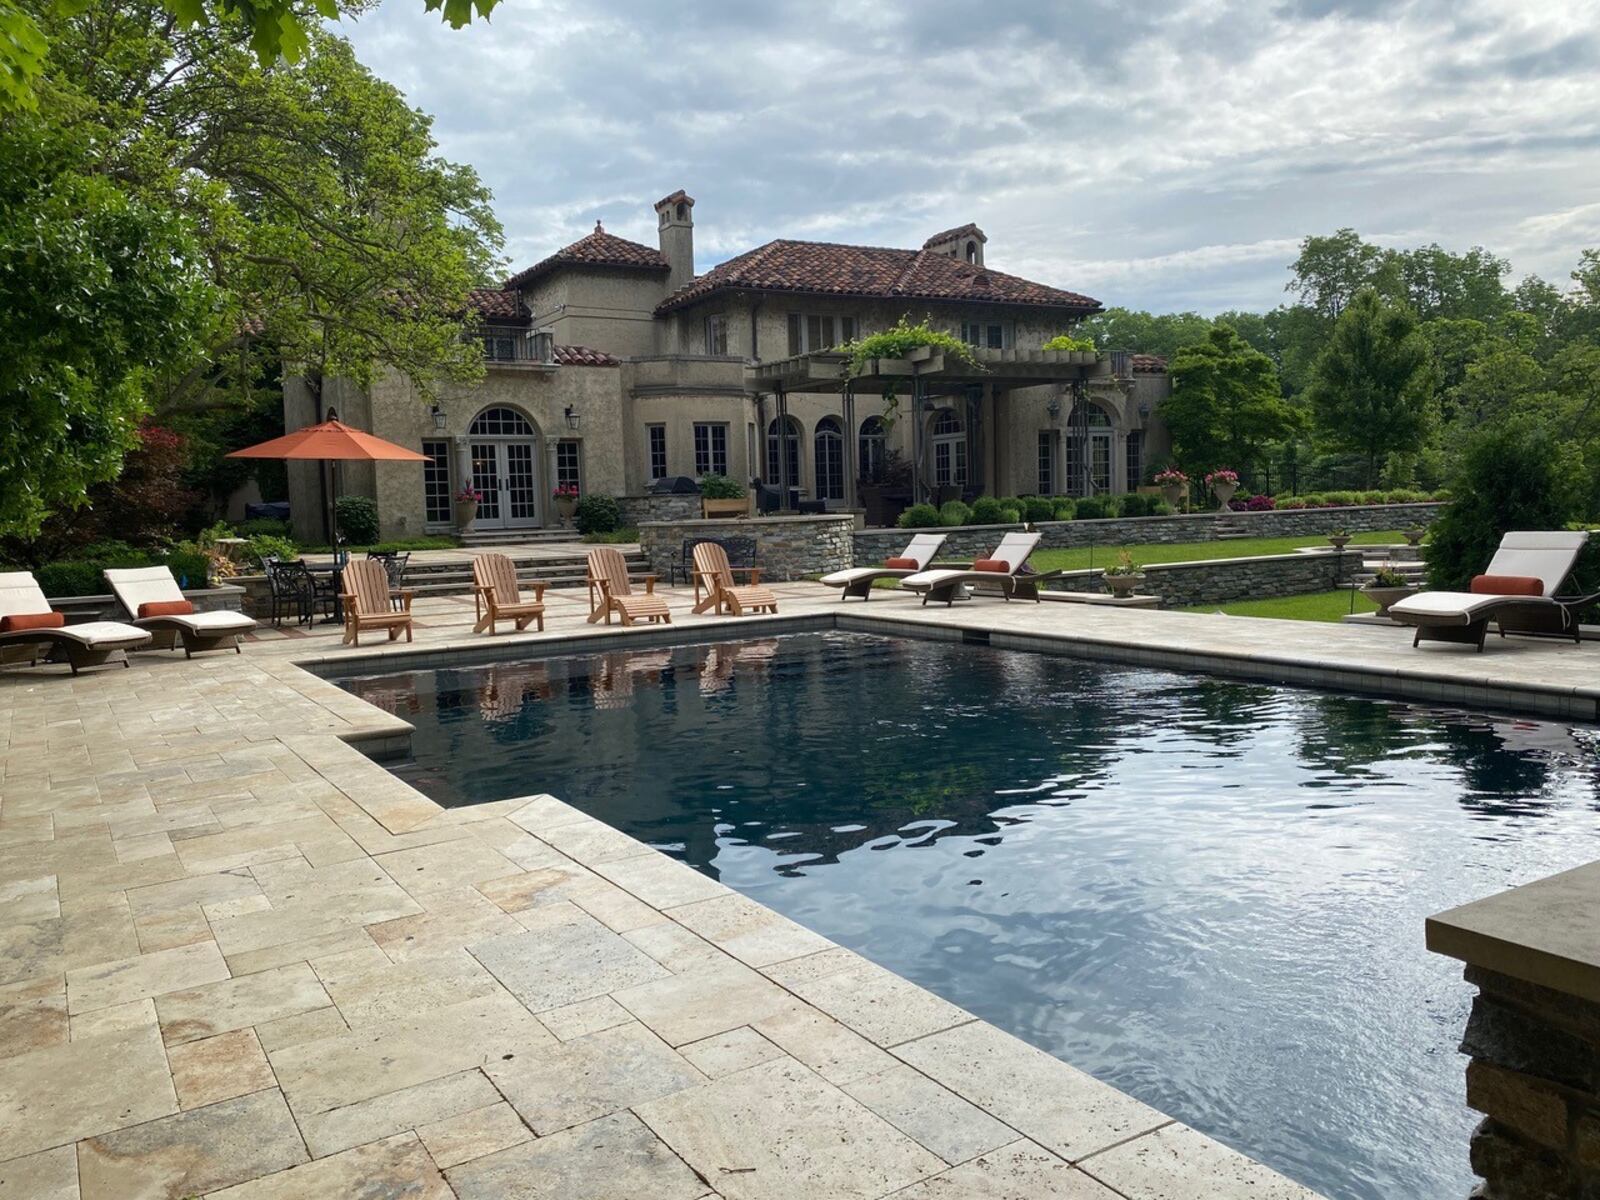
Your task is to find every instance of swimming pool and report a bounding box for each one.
[341,631,1600,1200]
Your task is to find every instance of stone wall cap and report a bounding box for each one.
[639,515,853,528]
[1427,860,1600,1003]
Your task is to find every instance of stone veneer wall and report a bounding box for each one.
[852,502,1444,562]
[616,493,704,527]
[1048,550,1360,608]
[638,515,853,583]
[1452,965,1600,1198]
[49,585,247,623]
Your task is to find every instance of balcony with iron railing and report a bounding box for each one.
[476,325,554,366]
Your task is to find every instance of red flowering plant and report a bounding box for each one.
[454,485,484,503]
[551,484,580,500]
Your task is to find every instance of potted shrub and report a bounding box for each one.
[1327,528,1351,550]
[552,483,580,523]
[1362,565,1419,616]
[1102,550,1145,598]
[454,485,482,533]
[1154,468,1188,510]
[1205,468,1239,509]
[699,473,748,519]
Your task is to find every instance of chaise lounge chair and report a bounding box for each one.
[692,541,779,617]
[471,552,545,635]
[1388,530,1595,650]
[0,572,152,674]
[901,531,1044,606]
[105,566,257,657]
[341,558,415,645]
[586,547,671,626]
[818,533,948,600]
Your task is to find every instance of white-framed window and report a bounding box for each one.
[1126,430,1144,489]
[646,424,667,480]
[422,439,452,524]
[705,314,729,356]
[814,417,844,502]
[931,408,967,488]
[858,415,886,482]
[960,321,1008,350]
[1065,404,1114,496]
[693,422,728,477]
[786,314,857,356]
[766,416,801,486]
[556,440,581,490]
[1037,430,1056,496]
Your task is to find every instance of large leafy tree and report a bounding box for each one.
[1164,324,1297,482]
[1074,308,1215,358]
[0,110,215,538]
[1306,290,1436,488]
[2,2,502,542]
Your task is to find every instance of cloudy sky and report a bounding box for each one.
[344,0,1600,314]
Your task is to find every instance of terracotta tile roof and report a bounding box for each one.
[467,286,529,321]
[1131,353,1168,373]
[553,345,619,367]
[505,222,669,290]
[656,239,1099,315]
[655,189,694,210]
[923,223,986,248]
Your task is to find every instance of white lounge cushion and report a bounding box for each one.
[902,567,974,590]
[819,566,915,586]
[1481,530,1588,595]
[1388,590,1556,623]
[49,621,153,648]
[0,571,56,620]
[163,610,257,634]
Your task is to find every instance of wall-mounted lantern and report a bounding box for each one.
[564,405,580,431]
[431,404,446,430]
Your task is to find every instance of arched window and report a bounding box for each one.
[766,416,802,489]
[469,407,537,438]
[965,240,978,264]
[1065,403,1115,496]
[858,416,887,482]
[814,417,844,502]
[931,408,967,488]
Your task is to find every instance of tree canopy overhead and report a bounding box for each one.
[0,0,503,540]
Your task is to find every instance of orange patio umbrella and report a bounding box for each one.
[228,413,428,547]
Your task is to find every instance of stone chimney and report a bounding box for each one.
[922,223,986,267]
[654,190,695,295]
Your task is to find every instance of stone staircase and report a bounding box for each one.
[1212,513,1253,541]
[1344,543,1427,589]
[458,528,585,548]
[397,549,650,598]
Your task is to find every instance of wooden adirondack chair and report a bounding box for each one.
[691,541,779,616]
[340,558,413,646]
[471,553,546,635]
[586,547,671,626]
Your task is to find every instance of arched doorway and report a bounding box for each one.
[468,406,541,529]
[1066,403,1114,496]
[766,416,802,492]
[930,407,968,491]
[814,417,844,503]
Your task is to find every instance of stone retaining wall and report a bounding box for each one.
[1047,549,1360,608]
[852,502,1444,562]
[638,515,853,582]
[616,493,705,527]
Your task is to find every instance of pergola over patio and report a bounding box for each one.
[745,346,1118,509]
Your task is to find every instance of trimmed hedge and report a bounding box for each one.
[574,494,623,535]
[335,496,380,544]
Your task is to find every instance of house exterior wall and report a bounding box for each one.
[520,268,667,358]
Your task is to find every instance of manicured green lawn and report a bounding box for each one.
[1028,530,1407,574]
[1181,589,1379,622]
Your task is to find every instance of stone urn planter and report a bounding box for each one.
[1327,533,1352,550]
[1404,527,1426,547]
[1161,484,1183,509]
[453,498,479,533]
[1362,582,1419,616]
[1211,481,1238,509]
[1104,571,1145,598]
[555,496,578,522]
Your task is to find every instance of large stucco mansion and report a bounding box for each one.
[283,190,1171,540]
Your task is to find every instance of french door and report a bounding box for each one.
[469,440,540,528]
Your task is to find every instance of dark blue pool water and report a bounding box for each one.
[342,632,1600,1200]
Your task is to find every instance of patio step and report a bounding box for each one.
[395,552,649,595]
[459,528,581,547]
[1211,515,1252,541]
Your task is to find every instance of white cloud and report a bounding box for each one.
[342,0,1600,312]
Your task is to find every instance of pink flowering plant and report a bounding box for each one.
[1153,468,1188,487]
[1204,468,1239,487]
[552,484,580,500]
[455,485,484,503]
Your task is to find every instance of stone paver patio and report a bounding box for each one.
[5,576,1588,1199]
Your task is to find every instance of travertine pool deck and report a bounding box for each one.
[4,581,1591,1199]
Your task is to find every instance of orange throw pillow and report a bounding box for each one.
[138,600,195,618]
[0,612,64,632]
[1469,575,1543,597]
[883,557,918,569]
[972,559,1009,573]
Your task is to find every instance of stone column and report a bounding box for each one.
[1429,861,1600,1198]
